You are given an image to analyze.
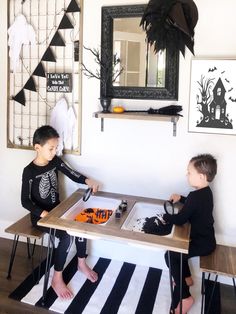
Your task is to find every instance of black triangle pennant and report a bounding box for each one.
[33,62,46,77]
[58,14,74,29]
[42,47,56,62]
[12,89,26,106]
[66,0,80,12]
[24,76,37,92]
[50,31,66,47]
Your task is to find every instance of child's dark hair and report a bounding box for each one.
[33,125,59,146]
[190,154,217,182]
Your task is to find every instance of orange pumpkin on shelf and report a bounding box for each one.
[74,208,113,224]
[113,106,125,113]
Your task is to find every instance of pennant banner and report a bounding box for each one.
[24,76,37,92]
[66,0,80,12]
[58,14,74,29]
[33,62,46,78]
[50,31,66,47]
[42,47,56,62]
[12,89,26,106]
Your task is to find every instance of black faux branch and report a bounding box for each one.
[81,46,124,96]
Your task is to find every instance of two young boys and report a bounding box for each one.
[21,125,217,311]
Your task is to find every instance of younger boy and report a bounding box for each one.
[21,125,99,299]
[163,154,217,314]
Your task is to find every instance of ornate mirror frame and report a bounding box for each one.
[101,4,179,100]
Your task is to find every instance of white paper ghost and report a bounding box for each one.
[50,98,68,156]
[50,98,77,155]
[64,106,77,151]
[8,14,36,73]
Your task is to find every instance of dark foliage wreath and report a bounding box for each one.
[140,0,198,56]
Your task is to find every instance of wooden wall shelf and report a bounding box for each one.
[93,111,180,136]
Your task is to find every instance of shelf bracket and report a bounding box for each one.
[171,116,178,137]
[101,117,104,132]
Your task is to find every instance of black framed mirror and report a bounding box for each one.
[101,4,179,100]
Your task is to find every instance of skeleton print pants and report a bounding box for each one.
[37,226,87,271]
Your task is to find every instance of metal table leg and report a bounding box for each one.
[7,234,19,279]
[37,235,44,284]
[233,277,236,295]
[201,272,205,314]
[41,228,55,306]
[206,274,218,314]
[167,251,174,312]
[179,253,183,314]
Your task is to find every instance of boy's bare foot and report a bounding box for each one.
[185,276,194,286]
[51,271,73,299]
[175,296,194,314]
[78,258,98,283]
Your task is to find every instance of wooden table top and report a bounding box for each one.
[38,189,190,254]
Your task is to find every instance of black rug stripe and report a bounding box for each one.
[204,279,221,314]
[35,254,78,308]
[8,257,52,301]
[65,257,111,314]
[99,262,136,314]
[135,267,162,314]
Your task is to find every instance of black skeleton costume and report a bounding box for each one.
[21,155,88,271]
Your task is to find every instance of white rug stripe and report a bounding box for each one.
[21,266,55,305]
[50,255,100,313]
[152,270,171,314]
[21,249,77,305]
[82,259,124,314]
[117,264,150,314]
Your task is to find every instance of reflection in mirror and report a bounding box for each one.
[101,5,179,100]
[113,17,166,88]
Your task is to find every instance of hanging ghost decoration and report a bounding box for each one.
[8,14,36,72]
[140,0,198,56]
[50,98,77,155]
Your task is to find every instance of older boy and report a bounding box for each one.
[21,125,99,299]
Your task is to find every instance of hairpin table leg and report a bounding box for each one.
[179,253,183,314]
[167,251,174,312]
[41,228,55,306]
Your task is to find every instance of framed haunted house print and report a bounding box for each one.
[189,58,236,135]
[7,0,83,154]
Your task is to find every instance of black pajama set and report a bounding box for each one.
[21,156,88,271]
[163,186,216,308]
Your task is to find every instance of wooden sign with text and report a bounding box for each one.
[47,73,72,93]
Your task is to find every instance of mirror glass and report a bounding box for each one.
[113,17,166,88]
[101,5,179,100]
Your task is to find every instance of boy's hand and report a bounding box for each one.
[85,178,99,193]
[169,194,181,203]
[40,210,49,218]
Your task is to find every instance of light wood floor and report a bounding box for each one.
[0,237,56,314]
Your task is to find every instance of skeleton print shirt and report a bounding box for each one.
[21,156,87,226]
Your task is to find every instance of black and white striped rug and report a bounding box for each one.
[9,253,217,314]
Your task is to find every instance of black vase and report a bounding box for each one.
[99,97,111,113]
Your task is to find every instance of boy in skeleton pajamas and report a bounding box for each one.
[21,125,99,299]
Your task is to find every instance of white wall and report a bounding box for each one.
[0,0,236,272]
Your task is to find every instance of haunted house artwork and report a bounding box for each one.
[196,77,233,129]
